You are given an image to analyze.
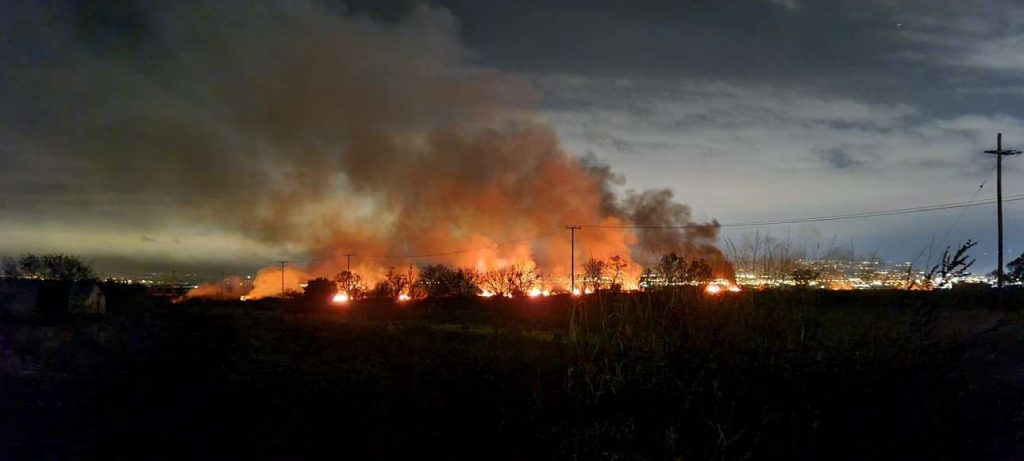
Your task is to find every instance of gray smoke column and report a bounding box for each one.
[620,189,733,279]
[582,156,733,278]
[0,1,731,295]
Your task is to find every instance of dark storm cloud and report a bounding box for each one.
[352,0,901,81]
[366,0,1024,118]
[337,0,1022,106]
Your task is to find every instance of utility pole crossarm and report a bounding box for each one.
[984,149,1022,156]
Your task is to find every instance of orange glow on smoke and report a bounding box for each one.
[169,14,739,305]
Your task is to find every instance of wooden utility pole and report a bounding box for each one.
[344,253,353,273]
[277,261,288,297]
[566,225,581,293]
[984,133,1021,288]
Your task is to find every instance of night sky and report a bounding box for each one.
[2,0,1023,275]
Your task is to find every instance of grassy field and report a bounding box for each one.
[1,288,1022,459]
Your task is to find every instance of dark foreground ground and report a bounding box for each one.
[1,288,1022,460]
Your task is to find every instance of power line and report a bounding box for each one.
[581,194,1024,230]
[940,163,998,247]
[276,194,1024,266]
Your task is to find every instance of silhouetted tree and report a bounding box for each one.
[1,253,94,281]
[656,252,687,286]
[417,264,480,297]
[382,266,415,298]
[19,254,42,277]
[370,281,391,298]
[582,258,606,292]
[333,270,367,299]
[43,254,95,281]
[303,277,337,305]
[1008,252,1024,283]
[607,255,629,292]
[481,264,539,297]
[1,257,18,278]
[654,252,712,288]
[686,259,713,286]
[639,268,658,291]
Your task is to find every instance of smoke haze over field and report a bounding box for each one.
[9,0,1021,283]
[0,1,729,294]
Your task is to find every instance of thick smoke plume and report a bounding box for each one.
[0,1,729,297]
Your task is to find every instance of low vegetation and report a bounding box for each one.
[1,286,1021,459]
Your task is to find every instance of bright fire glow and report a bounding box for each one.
[397,293,411,302]
[706,283,741,295]
[528,288,542,297]
[332,293,350,304]
[572,288,582,296]
[479,290,495,297]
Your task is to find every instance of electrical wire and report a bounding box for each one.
[939,164,998,247]
[279,194,1024,264]
[580,194,1024,230]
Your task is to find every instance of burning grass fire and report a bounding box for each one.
[201,249,739,303]
[705,283,742,295]
[705,279,742,295]
[175,3,737,304]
